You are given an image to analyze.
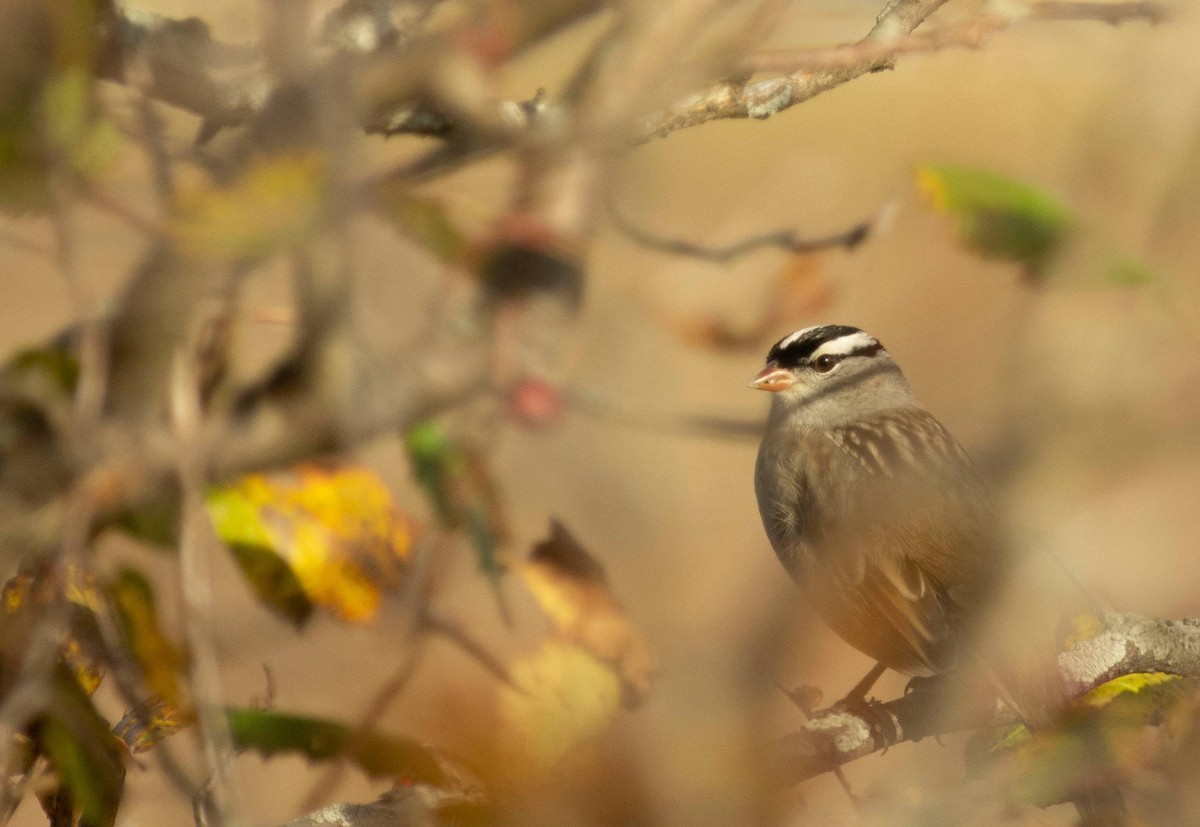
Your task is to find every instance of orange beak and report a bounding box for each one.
[749,361,794,392]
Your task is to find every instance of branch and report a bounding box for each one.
[640,0,1166,142]
[640,0,951,142]
[771,613,1200,787]
[96,1,600,144]
[746,1,1167,75]
[608,199,883,263]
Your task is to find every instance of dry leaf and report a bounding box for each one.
[516,521,656,707]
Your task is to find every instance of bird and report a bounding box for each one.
[751,324,1005,700]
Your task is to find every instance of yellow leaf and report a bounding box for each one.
[170,152,328,263]
[207,463,414,624]
[108,569,186,706]
[1078,672,1182,710]
[498,642,621,781]
[516,522,656,707]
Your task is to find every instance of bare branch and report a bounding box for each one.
[640,0,950,141]
[640,0,1165,142]
[608,198,882,263]
[772,613,1200,787]
[747,1,1167,75]
[97,1,601,145]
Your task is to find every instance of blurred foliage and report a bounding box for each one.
[112,698,190,755]
[967,672,1195,808]
[373,183,469,264]
[515,521,656,707]
[917,163,1073,278]
[0,565,124,827]
[498,641,622,783]
[491,523,658,784]
[38,669,126,827]
[407,422,508,590]
[207,463,414,625]
[170,152,329,263]
[0,0,118,214]
[107,567,187,706]
[226,707,454,785]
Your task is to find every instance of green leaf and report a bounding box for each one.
[226,708,450,785]
[41,667,126,827]
[917,164,1073,275]
[406,423,507,586]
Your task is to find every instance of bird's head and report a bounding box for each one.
[751,325,914,424]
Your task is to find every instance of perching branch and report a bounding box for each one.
[771,613,1200,787]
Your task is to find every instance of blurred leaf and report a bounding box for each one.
[917,164,1073,275]
[498,641,622,781]
[227,540,315,627]
[1078,672,1190,719]
[407,423,507,585]
[516,521,656,707]
[6,342,80,396]
[113,698,191,755]
[111,500,180,548]
[1106,256,1156,286]
[107,568,186,705]
[966,674,1195,807]
[226,707,450,785]
[40,666,126,827]
[41,68,119,177]
[207,463,413,625]
[170,151,328,263]
[2,565,105,695]
[374,184,468,263]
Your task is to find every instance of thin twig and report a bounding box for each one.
[608,198,881,262]
[295,532,442,815]
[419,611,516,688]
[171,345,244,826]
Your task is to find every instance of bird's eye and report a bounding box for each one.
[813,354,840,373]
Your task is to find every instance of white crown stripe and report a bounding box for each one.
[810,331,879,358]
[777,326,824,351]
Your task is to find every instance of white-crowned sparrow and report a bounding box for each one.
[752,325,1003,689]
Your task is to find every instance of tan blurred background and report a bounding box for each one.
[4,1,1200,824]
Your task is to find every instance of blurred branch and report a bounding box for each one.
[608,198,883,262]
[772,612,1200,786]
[747,1,1167,75]
[97,1,599,145]
[281,784,486,827]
